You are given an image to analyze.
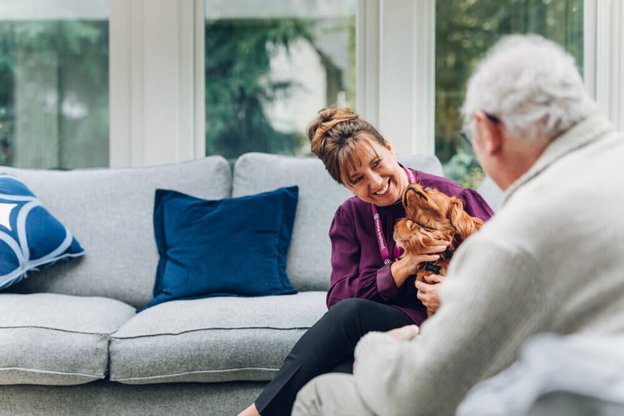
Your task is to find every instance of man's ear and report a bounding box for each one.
[473,111,503,155]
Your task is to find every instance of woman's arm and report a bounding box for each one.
[326,206,380,308]
[459,188,494,221]
[326,206,446,308]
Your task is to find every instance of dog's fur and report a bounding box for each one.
[394,183,484,285]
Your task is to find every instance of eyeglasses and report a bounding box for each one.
[460,129,472,149]
[460,112,500,149]
[459,129,472,151]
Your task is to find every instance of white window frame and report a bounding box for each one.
[108,0,622,167]
[110,0,204,167]
[356,0,435,156]
[585,0,624,131]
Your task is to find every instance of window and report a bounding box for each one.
[204,0,356,160]
[0,1,109,169]
[435,0,584,187]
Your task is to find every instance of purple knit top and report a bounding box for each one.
[327,168,494,325]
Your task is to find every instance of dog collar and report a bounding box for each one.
[442,247,453,259]
[422,262,441,274]
[421,247,454,275]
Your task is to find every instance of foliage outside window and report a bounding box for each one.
[0,11,109,169]
[436,0,583,188]
[205,1,356,161]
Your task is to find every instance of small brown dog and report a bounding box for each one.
[394,183,484,313]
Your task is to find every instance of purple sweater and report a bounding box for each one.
[327,168,494,325]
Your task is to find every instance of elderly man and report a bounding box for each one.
[292,34,624,416]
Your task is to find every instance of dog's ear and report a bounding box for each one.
[403,185,424,205]
[402,185,422,218]
[449,198,484,242]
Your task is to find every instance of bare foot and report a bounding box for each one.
[238,403,261,416]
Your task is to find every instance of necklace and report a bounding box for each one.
[371,166,415,265]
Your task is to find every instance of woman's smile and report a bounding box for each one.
[374,179,390,196]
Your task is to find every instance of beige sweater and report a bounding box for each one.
[353,115,624,416]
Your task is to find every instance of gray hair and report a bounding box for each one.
[462,34,597,142]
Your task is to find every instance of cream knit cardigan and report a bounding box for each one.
[353,115,624,416]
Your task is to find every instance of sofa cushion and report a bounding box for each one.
[5,157,232,307]
[0,174,84,290]
[232,153,444,291]
[0,293,135,385]
[142,186,299,310]
[109,292,327,384]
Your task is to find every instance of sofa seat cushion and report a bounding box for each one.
[109,291,327,384]
[0,293,135,385]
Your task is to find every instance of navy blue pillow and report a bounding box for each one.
[0,174,85,290]
[142,186,299,310]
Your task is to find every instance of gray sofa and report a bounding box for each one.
[0,152,445,416]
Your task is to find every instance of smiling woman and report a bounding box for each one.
[307,107,409,207]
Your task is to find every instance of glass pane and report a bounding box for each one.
[205,0,356,160]
[0,1,109,169]
[435,0,584,187]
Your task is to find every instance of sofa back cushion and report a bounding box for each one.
[5,157,231,307]
[232,152,443,291]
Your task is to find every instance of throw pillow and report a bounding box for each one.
[141,186,299,310]
[0,174,85,290]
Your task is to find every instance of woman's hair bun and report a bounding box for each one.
[307,107,359,156]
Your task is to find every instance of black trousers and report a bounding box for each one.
[255,298,413,416]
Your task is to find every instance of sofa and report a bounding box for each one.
[0,152,447,416]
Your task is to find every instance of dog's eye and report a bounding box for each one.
[424,186,435,192]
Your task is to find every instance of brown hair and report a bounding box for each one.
[306,107,386,185]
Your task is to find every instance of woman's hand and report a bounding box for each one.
[390,243,449,288]
[416,274,444,314]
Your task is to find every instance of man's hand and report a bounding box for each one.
[386,324,420,341]
[423,274,444,285]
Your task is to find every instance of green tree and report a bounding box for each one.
[0,20,109,168]
[205,19,311,159]
[204,16,354,160]
[436,0,583,187]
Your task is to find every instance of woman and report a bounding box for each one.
[239,107,493,416]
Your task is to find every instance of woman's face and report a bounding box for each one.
[341,135,408,207]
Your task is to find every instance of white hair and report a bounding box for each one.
[461,34,597,142]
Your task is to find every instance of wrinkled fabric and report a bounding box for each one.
[457,333,624,416]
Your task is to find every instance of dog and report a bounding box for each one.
[394,183,484,314]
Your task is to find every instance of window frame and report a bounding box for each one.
[586,0,624,131]
[109,0,203,167]
[107,0,622,167]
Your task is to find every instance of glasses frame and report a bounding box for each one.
[461,112,500,149]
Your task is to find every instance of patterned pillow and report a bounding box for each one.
[0,174,85,290]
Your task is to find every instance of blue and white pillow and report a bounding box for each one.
[0,174,85,290]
